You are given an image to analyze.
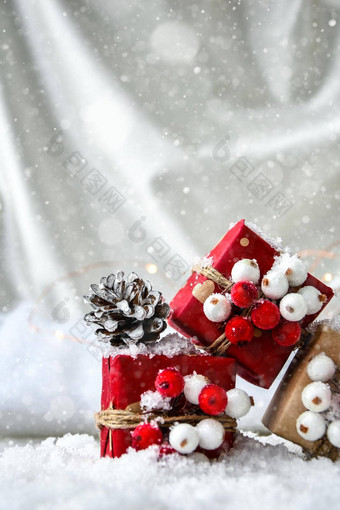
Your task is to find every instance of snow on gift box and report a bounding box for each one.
[262,321,340,461]
[168,219,334,389]
[84,271,252,458]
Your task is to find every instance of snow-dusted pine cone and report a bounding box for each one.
[84,271,170,346]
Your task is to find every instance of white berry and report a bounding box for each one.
[301,381,332,413]
[225,388,252,418]
[203,293,232,322]
[298,286,326,315]
[261,271,289,300]
[281,255,308,287]
[196,419,225,450]
[169,423,199,454]
[327,420,340,448]
[307,353,336,382]
[279,293,307,321]
[296,411,326,441]
[231,259,260,284]
[184,374,210,405]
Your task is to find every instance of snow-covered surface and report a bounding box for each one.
[192,255,214,269]
[102,333,207,358]
[0,432,339,510]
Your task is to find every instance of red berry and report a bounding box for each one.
[159,442,176,457]
[224,316,254,345]
[231,281,258,308]
[155,367,184,397]
[198,384,228,415]
[131,423,163,450]
[272,321,301,347]
[251,300,280,330]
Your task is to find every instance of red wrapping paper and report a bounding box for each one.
[168,220,334,388]
[100,354,236,458]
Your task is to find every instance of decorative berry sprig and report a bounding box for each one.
[130,368,253,455]
[200,254,328,349]
[296,353,340,449]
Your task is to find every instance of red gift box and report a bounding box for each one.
[168,220,334,388]
[100,354,236,458]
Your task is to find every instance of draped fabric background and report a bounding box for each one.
[1,0,340,437]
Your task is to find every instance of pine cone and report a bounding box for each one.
[84,271,170,346]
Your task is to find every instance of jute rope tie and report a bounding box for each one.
[191,264,235,355]
[192,264,255,355]
[191,265,233,291]
[95,404,237,432]
[307,436,339,462]
[192,264,309,356]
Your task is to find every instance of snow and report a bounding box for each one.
[192,255,214,269]
[308,315,340,333]
[140,390,172,412]
[245,222,283,251]
[272,251,295,271]
[227,220,288,252]
[1,432,339,510]
[102,333,207,359]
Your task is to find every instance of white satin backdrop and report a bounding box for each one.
[1,0,340,436]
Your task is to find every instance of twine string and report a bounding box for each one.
[307,437,339,462]
[192,265,233,291]
[205,332,230,355]
[95,405,237,432]
[192,265,233,355]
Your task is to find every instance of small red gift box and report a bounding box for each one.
[100,354,236,458]
[168,220,333,388]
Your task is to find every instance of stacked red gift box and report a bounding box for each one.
[85,219,340,461]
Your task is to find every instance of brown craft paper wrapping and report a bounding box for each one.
[262,324,340,455]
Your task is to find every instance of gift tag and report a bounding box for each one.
[192,280,215,303]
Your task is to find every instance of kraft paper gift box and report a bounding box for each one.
[262,323,340,460]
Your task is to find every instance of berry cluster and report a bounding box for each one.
[296,353,340,447]
[202,255,328,348]
[131,368,252,455]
